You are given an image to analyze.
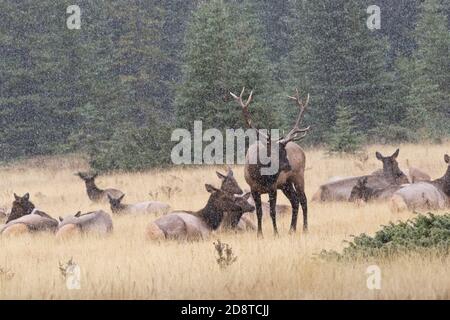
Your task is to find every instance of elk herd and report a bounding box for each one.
[0,88,449,242]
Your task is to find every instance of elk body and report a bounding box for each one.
[405,159,431,183]
[108,194,171,215]
[390,154,450,212]
[349,177,402,202]
[76,172,124,202]
[1,210,58,236]
[56,210,113,239]
[146,185,255,241]
[313,149,409,202]
[230,88,310,236]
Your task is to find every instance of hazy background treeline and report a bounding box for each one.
[0,0,449,171]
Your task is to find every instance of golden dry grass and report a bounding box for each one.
[0,143,449,300]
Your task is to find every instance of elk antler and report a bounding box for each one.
[230,88,269,141]
[279,88,311,144]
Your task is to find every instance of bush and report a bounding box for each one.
[320,213,450,260]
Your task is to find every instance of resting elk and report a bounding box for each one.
[230,88,310,237]
[390,154,450,212]
[56,210,113,239]
[313,149,409,202]
[145,184,255,241]
[76,172,124,202]
[108,194,171,215]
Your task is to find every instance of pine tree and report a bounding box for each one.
[406,0,450,140]
[285,0,393,144]
[175,0,277,133]
[327,105,364,154]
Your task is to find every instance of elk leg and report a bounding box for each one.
[281,183,299,234]
[268,190,278,236]
[252,191,263,238]
[297,188,308,232]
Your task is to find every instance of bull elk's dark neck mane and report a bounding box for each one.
[195,197,226,230]
[84,180,103,200]
[248,164,281,190]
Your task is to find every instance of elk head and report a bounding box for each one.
[375,149,409,184]
[107,194,126,210]
[75,172,98,183]
[349,177,373,202]
[217,167,243,195]
[7,193,35,223]
[230,87,310,176]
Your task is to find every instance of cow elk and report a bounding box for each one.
[145,185,255,241]
[108,194,171,215]
[56,210,113,239]
[6,193,35,223]
[313,149,409,202]
[1,210,58,236]
[390,154,450,212]
[230,88,310,237]
[405,159,431,183]
[76,172,124,202]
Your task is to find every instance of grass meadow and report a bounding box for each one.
[0,143,449,299]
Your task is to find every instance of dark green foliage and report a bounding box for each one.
[320,213,450,260]
[326,105,364,154]
[88,116,173,172]
[0,0,449,170]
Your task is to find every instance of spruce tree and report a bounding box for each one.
[406,0,450,140]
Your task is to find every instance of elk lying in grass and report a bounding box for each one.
[349,177,402,202]
[108,194,171,215]
[230,88,310,237]
[56,210,113,239]
[145,185,255,241]
[390,154,450,212]
[313,149,409,202]
[1,210,58,236]
[5,193,35,223]
[76,172,124,202]
[405,159,431,183]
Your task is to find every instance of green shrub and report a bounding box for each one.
[320,213,450,261]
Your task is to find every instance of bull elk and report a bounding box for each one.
[230,88,310,237]
[76,172,124,202]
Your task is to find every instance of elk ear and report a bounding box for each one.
[14,193,20,201]
[59,216,64,222]
[375,152,383,160]
[445,154,450,164]
[107,194,113,201]
[119,194,125,201]
[205,184,219,194]
[227,167,234,177]
[23,193,30,201]
[75,211,81,218]
[216,172,226,180]
[392,149,400,159]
